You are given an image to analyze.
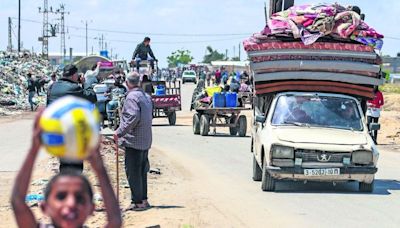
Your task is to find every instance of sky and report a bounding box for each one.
[1,0,400,67]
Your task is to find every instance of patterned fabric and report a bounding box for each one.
[257,3,383,49]
[243,38,375,52]
[116,88,153,150]
[250,55,382,65]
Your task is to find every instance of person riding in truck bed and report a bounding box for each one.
[132,37,157,72]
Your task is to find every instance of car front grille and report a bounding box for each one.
[295,149,350,163]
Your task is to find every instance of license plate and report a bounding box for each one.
[304,168,340,176]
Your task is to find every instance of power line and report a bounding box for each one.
[12,17,252,37]
[68,34,248,45]
[12,17,400,42]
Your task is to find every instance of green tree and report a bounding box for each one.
[167,49,194,67]
[203,46,226,63]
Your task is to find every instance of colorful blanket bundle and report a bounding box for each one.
[261,4,384,49]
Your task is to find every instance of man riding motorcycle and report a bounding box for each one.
[105,75,127,128]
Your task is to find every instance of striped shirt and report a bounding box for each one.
[116,87,153,150]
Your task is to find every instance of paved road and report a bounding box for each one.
[1,82,399,227]
[151,82,400,227]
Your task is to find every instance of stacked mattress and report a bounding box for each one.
[244,4,384,99]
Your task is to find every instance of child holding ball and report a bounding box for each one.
[11,111,122,228]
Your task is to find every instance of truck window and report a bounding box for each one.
[271,95,363,131]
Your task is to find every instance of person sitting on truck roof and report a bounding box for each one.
[132,37,157,72]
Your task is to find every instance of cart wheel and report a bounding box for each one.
[200,115,210,136]
[168,111,177,126]
[229,115,238,136]
[193,113,201,135]
[238,115,247,137]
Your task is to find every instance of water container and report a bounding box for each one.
[155,85,166,96]
[225,92,238,108]
[213,92,226,108]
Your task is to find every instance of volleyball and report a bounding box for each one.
[39,96,101,161]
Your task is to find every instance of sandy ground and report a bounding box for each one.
[1,92,399,227]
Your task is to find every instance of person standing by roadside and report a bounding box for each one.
[27,73,38,111]
[47,64,97,173]
[114,72,153,211]
[367,87,384,144]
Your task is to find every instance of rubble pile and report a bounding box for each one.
[0,51,52,115]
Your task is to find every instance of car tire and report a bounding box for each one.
[182,79,186,84]
[168,111,176,126]
[253,156,262,181]
[200,115,210,136]
[261,155,275,191]
[359,180,374,193]
[229,115,238,136]
[193,113,201,135]
[194,80,197,84]
[238,115,247,137]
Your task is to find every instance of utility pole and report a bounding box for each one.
[81,20,92,56]
[38,0,50,59]
[238,43,241,61]
[54,4,69,65]
[18,0,21,52]
[7,17,12,52]
[85,21,88,56]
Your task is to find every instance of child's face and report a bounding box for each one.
[41,176,94,228]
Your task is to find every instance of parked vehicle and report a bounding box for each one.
[182,70,197,84]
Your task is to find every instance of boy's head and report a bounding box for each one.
[41,172,94,228]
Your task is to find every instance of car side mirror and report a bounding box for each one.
[369,123,380,131]
[256,115,266,124]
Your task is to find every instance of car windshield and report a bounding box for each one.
[184,71,195,76]
[271,95,363,131]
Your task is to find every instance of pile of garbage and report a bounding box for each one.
[260,3,383,49]
[0,51,52,115]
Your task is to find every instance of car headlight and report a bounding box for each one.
[352,150,373,165]
[271,145,294,159]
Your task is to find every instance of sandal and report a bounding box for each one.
[124,203,150,212]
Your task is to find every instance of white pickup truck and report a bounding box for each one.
[252,92,379,192]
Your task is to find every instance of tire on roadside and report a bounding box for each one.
[193,113,201,135]
[200,115,210,136]
[261,154,275,191]
[238,115,247,137]
[253,156,262,181]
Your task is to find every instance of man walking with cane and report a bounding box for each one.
[114,72,153,211]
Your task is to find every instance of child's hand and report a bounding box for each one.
[30,108,44,154]
[87,140,104,171]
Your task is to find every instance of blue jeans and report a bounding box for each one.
[106,100,118,121]
[28,91,37,111]
[135,57,154,71]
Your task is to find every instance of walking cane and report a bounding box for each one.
[115,139,120,202]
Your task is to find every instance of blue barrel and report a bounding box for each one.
[155,85,166,96]
[213,92,226,108]
[225,92,238,108]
